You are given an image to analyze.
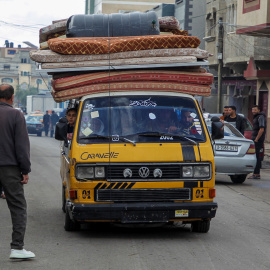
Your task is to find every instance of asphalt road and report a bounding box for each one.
[0,135,270,270]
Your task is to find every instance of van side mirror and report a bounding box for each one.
[55,117,68,147]
[211,116,224,140]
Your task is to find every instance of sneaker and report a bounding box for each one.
[10,249,35,259]
[247,174,260,179]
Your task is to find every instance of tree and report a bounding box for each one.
[14,86,38,108]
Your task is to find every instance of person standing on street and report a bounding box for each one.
[50,110,59,137]
[0,84,35,259]
[248,105,266,179]
[220,106,229,121]
[225,105,245,135]
[43,110,51,136]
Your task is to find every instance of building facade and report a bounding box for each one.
[0,42,51,109]
[203,0,270,140]
[85,0,175,14]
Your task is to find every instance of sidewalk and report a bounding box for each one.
[262,142,270,169]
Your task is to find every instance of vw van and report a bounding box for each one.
[56,91,223,233]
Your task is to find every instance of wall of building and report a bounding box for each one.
[88,0,175,14]
[237,0,269,26]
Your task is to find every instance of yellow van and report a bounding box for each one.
[56,91,223,232]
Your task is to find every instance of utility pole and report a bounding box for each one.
[217,17,224,113]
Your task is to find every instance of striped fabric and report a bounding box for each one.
[52,81,211,102]
[52,70,214,91]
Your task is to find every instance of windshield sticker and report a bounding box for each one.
[91,111,99,118]
[86,104,95,110]
[194,119,199,122]
[82,116,89,122]
[82,127,93,136]
[112,135,120,142]
[130,98,157,107]
[149,113,156,120]
[81,152,119,160]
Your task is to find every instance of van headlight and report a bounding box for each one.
[76,166,105,180]
[182,165,210,179]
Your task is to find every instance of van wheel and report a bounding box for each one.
[64,210,80,231]
[37,132,42,137]
[191,220,210,233]
[62,186,66,213]
[230,174,247,184]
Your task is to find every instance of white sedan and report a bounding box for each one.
[206,120,256,184]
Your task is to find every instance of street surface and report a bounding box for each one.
[0,135,270,270]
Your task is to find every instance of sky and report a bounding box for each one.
[0,0,86,48]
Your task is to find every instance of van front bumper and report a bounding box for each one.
[67,201,218,223]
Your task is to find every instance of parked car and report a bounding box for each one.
[25,115,43,136]
[206,119,256,184]
[204,112,264,161]
[203,113,253,139]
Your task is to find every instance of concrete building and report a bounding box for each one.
[174,0,206,49]
[85,0,175,14]
[0,41,51,108]
[203,0,270,140]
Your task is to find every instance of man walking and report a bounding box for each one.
[0,84,35,259]
[225,105,245,135]
[248,105,266,179]
[43,110,51,136]
[50,110,59,137]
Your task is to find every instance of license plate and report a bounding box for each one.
[215,145,238,152]
[175,210,189,217]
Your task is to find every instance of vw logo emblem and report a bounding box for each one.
[138,167,150,178]
[123,168,132,178]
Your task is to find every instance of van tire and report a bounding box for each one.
[37,132,42,137]
[62,186,66,213]
[64,210,80,231]
[191,220,210,233]
[230,174,247,184]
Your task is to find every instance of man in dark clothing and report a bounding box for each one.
[43,110,51,136]
[0,84,35,259]
[50,110,59,137]
[225,105,245,135]
[248,105,266,179]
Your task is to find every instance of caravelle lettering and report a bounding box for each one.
[81,152,119,160]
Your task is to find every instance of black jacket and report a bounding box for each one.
[0,102,31,174]
[225,114,245,135]
[252,112,266,142]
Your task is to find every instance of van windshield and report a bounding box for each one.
[77,96,205,143]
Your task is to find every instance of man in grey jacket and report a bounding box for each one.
[0,84,35,259]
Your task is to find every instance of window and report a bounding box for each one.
[21,58,27,63]
[1,78,13,83]
[7,50,16,55]
[24,71,28,76]
[36,79,42,85]
[4,64,10,70]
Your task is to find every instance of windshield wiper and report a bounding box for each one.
[137,132,198,145]
[79,134,136,146]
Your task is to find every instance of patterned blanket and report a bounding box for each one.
[47,35,201,55]
[52,70,213,91]
[30,48,212,63]
[41,55,197,69]
[52,81,211,102]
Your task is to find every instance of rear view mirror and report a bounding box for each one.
[211,116,224,140]
[55,117,68,146]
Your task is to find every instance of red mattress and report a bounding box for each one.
[52,81,211,102]
[52,70,213,91]
[48,35,201,55]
